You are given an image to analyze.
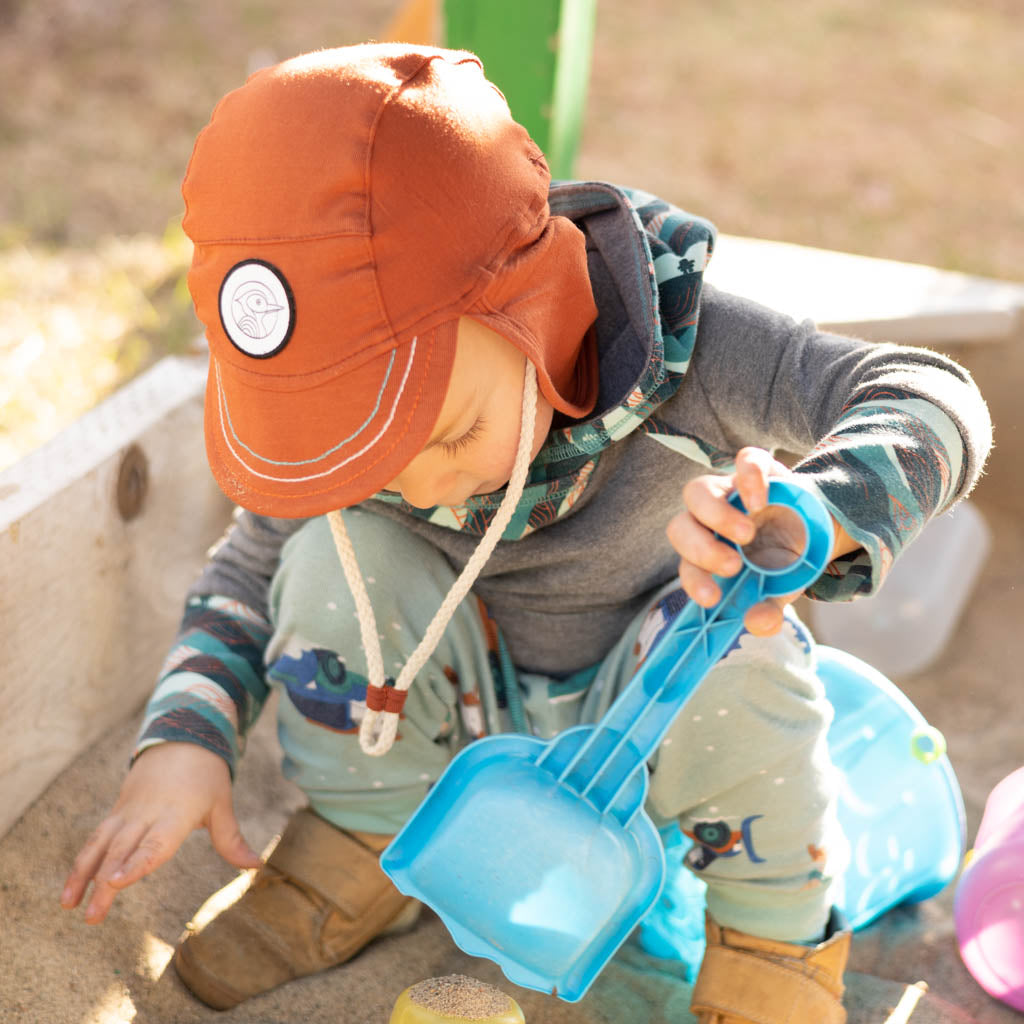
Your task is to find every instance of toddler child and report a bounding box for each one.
[61,44,991,1024]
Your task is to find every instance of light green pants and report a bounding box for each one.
[266,510,846,941]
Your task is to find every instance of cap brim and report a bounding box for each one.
[204,321,457,517]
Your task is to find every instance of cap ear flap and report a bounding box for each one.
[475,216,598,418]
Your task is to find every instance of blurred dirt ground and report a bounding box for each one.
[2,0,1021,273]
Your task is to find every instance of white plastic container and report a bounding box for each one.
[808,499,991,678]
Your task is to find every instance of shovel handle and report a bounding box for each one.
[546,479,834,818]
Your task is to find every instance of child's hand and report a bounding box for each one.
[667,447,805,637]
[60,742,261,924]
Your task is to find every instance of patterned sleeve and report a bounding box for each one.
[687,286,993,603]
[795,385,971,601]
[132,509,307,771]
[134,595,272,772]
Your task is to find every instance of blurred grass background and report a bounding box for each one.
[1,0,1020,469]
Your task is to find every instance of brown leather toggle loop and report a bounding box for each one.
[365,683,408,715]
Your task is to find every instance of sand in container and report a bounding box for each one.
[389,975,525,1023]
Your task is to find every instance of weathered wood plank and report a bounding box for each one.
[707,235,1023,509]
[707,234,1024,344]
[0,355,232,838]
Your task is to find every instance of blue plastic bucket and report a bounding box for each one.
[638,646,966,970]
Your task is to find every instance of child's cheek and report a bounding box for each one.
[486,438,519,484]
[532,396,555,458]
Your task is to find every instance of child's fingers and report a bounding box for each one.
[734,447,787,514]
[207,800,262,870]
[82,823,179,925]
[104,818,190,891]
[743,593,802,637]
[678,480,756,550]
[61,816,123,909]
[670,456,798,611]
[667,508,745,583]
[82,882,119,924]
[743,600,786,636]
[80,819,153,923]
[676,561,722,607]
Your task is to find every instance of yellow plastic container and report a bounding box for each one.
[389,975,524,1024]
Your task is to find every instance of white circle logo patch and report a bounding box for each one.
[218,260,295,358]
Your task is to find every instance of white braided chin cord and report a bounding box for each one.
[327,362,538,756]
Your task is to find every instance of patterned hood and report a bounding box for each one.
[373,182,718,539]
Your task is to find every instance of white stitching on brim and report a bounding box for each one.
[215,336,418,484]
[220,349,398,466]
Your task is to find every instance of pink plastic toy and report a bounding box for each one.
[954,766,1024,1012]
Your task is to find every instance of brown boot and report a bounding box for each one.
[691,910,850,1024]
[173,808,419,1009]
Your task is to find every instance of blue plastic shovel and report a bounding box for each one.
[381,479,834,1000]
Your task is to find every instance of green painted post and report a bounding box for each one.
[442,0,596,179]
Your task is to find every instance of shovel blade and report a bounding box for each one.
[381,733,665,1000]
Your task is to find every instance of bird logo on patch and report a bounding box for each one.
[231,281,283,340]
[218,259,295,358]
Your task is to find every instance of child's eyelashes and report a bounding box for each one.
[438,416,486,457]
